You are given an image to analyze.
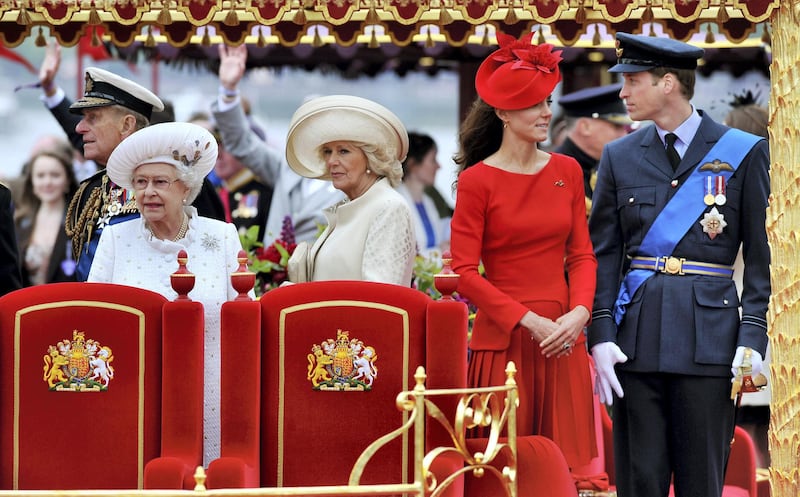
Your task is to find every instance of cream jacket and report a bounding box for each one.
[291,178,416,286]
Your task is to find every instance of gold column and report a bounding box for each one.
[767,4,800,496]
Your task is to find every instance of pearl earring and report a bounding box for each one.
[366,169,371,174]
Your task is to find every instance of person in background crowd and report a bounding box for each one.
[397,132,450,257]
[450,32,598,474]
[555,83,631,216]
[724,92,771,468]
[188,111,273,237]
[14,147,78,285]
[5,134,76,206]
[88,121,249,466]
[588,33,771,497]
[214,44,344,243]
[0,183,23,295]
[543,111,569,152]
[37,43,224,280]
[285,95,416,286]
[29,134,96,183]
[212,128,273,236]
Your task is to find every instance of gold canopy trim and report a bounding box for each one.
[0,0,778,47]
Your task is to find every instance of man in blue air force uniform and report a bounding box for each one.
[588,33,771,497]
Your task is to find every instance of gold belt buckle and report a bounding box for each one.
[661,256,685,275]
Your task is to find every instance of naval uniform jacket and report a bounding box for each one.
[587,111,770,378]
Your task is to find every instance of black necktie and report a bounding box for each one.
[665,133,681,171]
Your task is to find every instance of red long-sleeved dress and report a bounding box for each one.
[451,155,598,468]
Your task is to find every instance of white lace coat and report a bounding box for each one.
[308,178,416,286]
[88,207,247,465]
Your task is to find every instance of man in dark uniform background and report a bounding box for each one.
[588,33,771,497]
[0,183,23,295]
[555,83,631,216]
[213,131,273,237]
[38,43,224,280]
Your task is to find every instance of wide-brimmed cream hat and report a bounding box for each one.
[285,95,408,180]
[106,122,217,192]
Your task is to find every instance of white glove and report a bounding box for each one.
[591,342,628,406]
[731,346,763,378]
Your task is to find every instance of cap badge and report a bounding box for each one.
[615,40,623,58]
[307,329,378,391]
[84,72,95,93]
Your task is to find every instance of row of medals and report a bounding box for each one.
[701,175,726,239]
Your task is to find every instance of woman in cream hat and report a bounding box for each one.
[286,95,416,286]
[450,32,599,478]
[87,121,250,466]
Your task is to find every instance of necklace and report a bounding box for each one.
[148,214,189,242]
[173,214,189,241]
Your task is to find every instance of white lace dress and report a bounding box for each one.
[305,178,416,286]
[88,206,247,465]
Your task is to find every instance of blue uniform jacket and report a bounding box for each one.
[587,111,770,377]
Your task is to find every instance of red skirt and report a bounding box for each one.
[467,302,597,469]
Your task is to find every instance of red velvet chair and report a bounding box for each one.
[142,297,206,490]
[206,279,583,496]
[206,280,469,491]
[600,405,757,497]
[0,282,203,490]
[205,299,262,489]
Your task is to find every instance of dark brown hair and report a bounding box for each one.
[15,148,78,223]
[649,67,697,100]
[453,97,503,190]
[402,132,437,179]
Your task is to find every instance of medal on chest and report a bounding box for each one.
[97,187,124,229]
[703,175,727,206]
[700,206,727,239]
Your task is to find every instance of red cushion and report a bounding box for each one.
[465,436,578,497]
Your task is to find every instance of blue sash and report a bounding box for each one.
[612,129,762,325]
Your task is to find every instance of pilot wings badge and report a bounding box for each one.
[307,329,377,391]
[43,330,115,391]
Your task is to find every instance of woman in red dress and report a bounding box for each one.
[451,32,598,470]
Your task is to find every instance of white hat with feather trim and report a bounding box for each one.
[106,122,217,192]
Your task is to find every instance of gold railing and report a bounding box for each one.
[0,362,519,497]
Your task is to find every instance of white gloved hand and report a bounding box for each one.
[591,342,628,406]
[731,346,764,378]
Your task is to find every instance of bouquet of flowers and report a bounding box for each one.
[240,216,297,297]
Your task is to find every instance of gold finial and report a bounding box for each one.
[414,365,427,388]
[157,3,173,25]
[193,466,207,491]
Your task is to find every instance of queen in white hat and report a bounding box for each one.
[285,95,416,286]
[87,121,250,465]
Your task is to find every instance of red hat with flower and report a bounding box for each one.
[475,32,563,110]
